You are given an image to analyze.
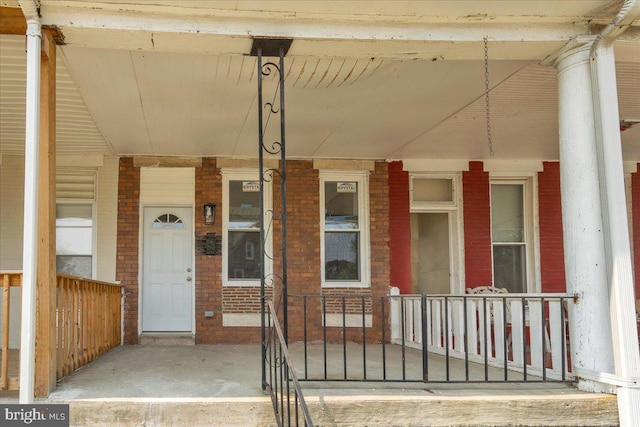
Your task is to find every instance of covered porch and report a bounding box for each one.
[2,344,619,426]
[1,1,640,425]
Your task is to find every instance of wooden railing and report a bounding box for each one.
[1,272,22,390]
[56,274,123,379]
[390,289,573,381]
[0,272,123,390]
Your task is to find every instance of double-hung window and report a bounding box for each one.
[490,181,531,293]
[56,171,96,279]
[222,170,271,285]
[56,203,94,278]
[320,171,369,287]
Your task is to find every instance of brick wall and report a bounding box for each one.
[283,160,390,343]
[388,161,411,294]
[222,287,261,313]
[116,157,140,344]
[115,158,390,344]
[462,161,492,288]
[633,165,640,297]
[538,162,566,292]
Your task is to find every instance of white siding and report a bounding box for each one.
[0,157,24,348]
[0,155,25,270]
[96,156,119,282]
[140,167,195,205]
[0,155,120,347]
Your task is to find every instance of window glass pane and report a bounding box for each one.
[325,232,360,281]
[491,184,524,242]
[325,182,358,229]
[413,179,453,202]
[152,213,184,229]
[493,245,526,293]
[228,231,261,279]
[56,203,93,255]
[56,204,92,221]
[57,255,92,278]
[229,181,261,229]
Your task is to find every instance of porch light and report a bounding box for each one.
[204,203,215,225]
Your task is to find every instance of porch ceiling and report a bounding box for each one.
[0,1,638,162]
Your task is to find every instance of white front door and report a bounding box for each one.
[142,207,193,332]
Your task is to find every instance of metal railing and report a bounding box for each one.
[264,299,314,427]
[287,292,573,383]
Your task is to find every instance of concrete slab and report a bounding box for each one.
[1,344,620,426]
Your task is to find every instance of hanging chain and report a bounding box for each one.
[484,36,494,156]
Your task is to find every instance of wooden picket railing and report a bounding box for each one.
[0,272,123,390]
[1,272,22,390]
[56,274,123,380]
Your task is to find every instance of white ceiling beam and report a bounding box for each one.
[40,7,587,43]
[38,4,599,61]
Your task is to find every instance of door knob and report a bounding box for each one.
[187,268,192,272]
[186,276,192,282]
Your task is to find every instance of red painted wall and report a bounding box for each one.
[462,161,492,288]
[538,162,566,292]
[633,165,640,298]
[388,161,412,294]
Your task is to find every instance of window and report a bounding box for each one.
[491,182,528,293]
[320,172,369,287]
[222,170,271,285]
[56,203,94,278]
[412,177,454,205]
[152,213,184,229]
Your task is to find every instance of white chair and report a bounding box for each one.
[466,286,511,353]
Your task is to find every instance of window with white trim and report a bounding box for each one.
[222,170,271,285]
[490,180,532,293]
[320,171,369,287]
[56,203,94,278]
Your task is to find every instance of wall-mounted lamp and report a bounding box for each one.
[204,203,216,225]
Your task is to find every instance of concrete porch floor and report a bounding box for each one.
[1,344,619,426]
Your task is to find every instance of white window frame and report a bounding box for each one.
[222,168,272,287]
[55,200,97,279]
[489,176,540,293]
[320,170,370,288]
[409,173,464,294]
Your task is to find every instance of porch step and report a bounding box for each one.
[138,334,194,346]
[61,390,618,426]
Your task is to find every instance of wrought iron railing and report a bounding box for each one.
[287,292,573,383]
[265,299,314,427]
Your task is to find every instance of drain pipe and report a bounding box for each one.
[589,0,640,425]
[18,0,41,405]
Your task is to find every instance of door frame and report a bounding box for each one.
[409,173,465,294]
[138,203,196,335]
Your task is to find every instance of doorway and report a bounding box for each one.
[410,212,451,294]
[142,206,193,332]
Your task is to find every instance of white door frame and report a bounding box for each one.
[409,173,465,294]
[138,204,196,334]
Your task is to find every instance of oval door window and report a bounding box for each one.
[152,213,185,229]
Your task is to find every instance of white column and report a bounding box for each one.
[591,40,640,424]
[19,19,42,404]
[554,38,615,386]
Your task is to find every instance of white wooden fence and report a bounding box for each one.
[389,288,573,380]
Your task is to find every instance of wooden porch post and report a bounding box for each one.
[35,28,57,397]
